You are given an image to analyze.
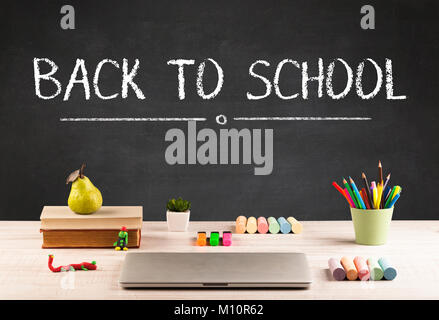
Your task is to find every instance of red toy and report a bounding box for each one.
[48,254,97,272]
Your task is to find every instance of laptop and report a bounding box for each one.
[119,252,311,288]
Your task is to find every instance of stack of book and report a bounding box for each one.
[40,206,142,248]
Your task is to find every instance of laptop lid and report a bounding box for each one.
[119,252,311,288]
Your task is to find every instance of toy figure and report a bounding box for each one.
[114,226,129,251]
[48,254,97,272]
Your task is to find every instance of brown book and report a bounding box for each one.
[40,206,143,248]
[41,229,141,248]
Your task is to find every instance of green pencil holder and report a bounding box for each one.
[350,207,393,245]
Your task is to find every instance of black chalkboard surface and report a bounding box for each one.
[0,0,438,220]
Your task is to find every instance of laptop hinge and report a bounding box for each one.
[202,283,229,287]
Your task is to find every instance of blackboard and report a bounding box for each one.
[0,0,438,221]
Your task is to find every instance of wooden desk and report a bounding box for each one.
[1,221,438,300]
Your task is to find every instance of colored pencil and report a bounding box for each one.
[384,186,397,208]
[391,186,402,200]
[332,181,352,206]
[344,188,355,208]
[371,181,378,209]
[378,173,390,209]
[383,185,392,202]
[378,160,383,186]
[386,192,401,208]
[377,183,383,209]
[349,178,363,209]
[365,189,372,209]
[359,190,365,207]
[361,172,373,209]
[343,178,359,209]
[332,181,345,195]
[382,184,387,208]
[361,189,371,209]
[333,163,401,211]
[350,177,366,209]
[384,185,394,203]
[382,173,391,194]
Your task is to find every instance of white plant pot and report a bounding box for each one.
[166,210,190,232]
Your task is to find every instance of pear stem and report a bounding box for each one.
[79,163,86,179]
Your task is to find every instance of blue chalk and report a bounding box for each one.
[378,257,397,280]
[277,217,291,234]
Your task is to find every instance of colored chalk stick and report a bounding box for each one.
[340,256,358,281]
[278,217,291,234]
[328,258,346,281]
[267,217,280,234]
[367,258,384,281]
[378,257,397,280]
[196,232,207,246]
[236,216,247,234]
[210,232,219,246]
[246,217,258,234]
[257,217,269,234]
[287,216,303,234]
[354,256,370,281]
[222,231,232,246]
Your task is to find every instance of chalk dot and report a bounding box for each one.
[216,114,227,125]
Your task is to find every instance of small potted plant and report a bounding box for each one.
[166,197,191,232]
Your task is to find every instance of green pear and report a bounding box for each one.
[66,164,103,214]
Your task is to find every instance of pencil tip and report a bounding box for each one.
[379,160,382,167]
[387,173,391,178]
[362,172,365,178]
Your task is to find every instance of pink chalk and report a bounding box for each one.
[328,258,346,281]
[222,231,232,246]
[354,256,370,281]
[257,217,269,234]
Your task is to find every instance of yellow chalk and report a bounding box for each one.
[287,217,303,234]
[246,216,258,234]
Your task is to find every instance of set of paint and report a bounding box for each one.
[236,216,302,234]
[328,257,397,281]
[197,231,232,246]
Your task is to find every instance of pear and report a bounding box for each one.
[66,164,103,214]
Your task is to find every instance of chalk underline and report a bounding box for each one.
[60,116,371,122]
[233,117,372,121]
[59,117,207,121]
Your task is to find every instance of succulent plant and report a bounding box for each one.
[166,197,191,212]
